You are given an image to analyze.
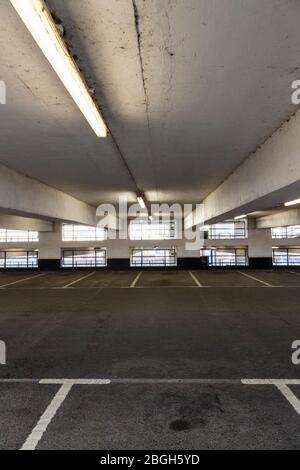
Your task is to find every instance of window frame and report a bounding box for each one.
[202,247,248,267]
[61,248,107,268]
[0,250,38,268]
[130,247,177,267]
[62,224,107,242]
[207,221,247,240]
[129,220,177,241]
[0,229,39,243]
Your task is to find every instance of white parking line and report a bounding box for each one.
[20,378,111,450]
[275,383,300,416]
[130,271,142,288]
[237,271,272,287]
[287,270,300,276]
[242,379,300,417]
[40,379,111,385]
[0,272,48,288]
[241,379,300,385]
[62,271,95,288]
[20,383,73,450]
[189,271,202,287]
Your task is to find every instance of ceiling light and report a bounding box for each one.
[137,196,146,209]
[10,0,107,137]
[284,198,300,207]
[234,214,247,220]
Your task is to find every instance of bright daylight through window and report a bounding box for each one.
[0,229,38,242]
[62,224,107,242]
[129,220,176,240]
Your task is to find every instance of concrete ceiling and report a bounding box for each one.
[0,0,300,206]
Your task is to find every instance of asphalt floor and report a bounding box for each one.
[0,269,299,449]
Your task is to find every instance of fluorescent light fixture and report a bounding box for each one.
[284,198,300,207]
[137,196,146,209]
[234,214,247,220]
[10,0,107,138]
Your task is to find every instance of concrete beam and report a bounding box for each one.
[0,162,96,225]
[0,214,53,231]
[201,109,300,224]
[256,209,300,229]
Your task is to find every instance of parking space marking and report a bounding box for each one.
[242,379,300,385]
[242,379,300,417]
[189,271,203,287]
[287,270,300,276]
[0,272,48,288]
[237,271,272,287]
[130,271,142,288]
[40,379,111,385]
[62,271,96,288]
[276,383,300,416]
[20,378,111,450]
[21,383,73,450]
[1,376,299,451]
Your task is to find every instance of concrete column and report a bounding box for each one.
[247,219,273,268]
[38,223,62,270]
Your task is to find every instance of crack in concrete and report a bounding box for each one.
[132,0,158,199]
[132,0,149,117]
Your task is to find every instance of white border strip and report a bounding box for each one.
[0,272,48,288]
[20,383,73,450]
[130,271,142,288]
[62,271,95,288]
[189,271,203,287]
[237,271,272,287]
[241,379,300,385]
[40,379,111,385]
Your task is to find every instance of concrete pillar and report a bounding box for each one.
[247,219,273,268]
[38,223,61,270]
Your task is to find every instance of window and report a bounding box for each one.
[0,229,38,242]
[0,250,38,268]
[61,248,107,268]
[202,248,248,266]
[62,224,107,242]
[273,248,300,266]
[207,221,247,239]
[129,220,176,240]
[131,248,177,267]
[271,225,300,239]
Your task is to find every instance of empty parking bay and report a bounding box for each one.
[4,271,91,288]
[0,382,58,450]
[136,271,195,287]
[0,272,44,288]
[190,270,262,287]
[74,270,137,288]
[243,270,300,287]
[32,383,300,450]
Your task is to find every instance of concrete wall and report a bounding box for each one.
[198,109,300,224]
[0,162,96,225]
[0,220,299,269]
